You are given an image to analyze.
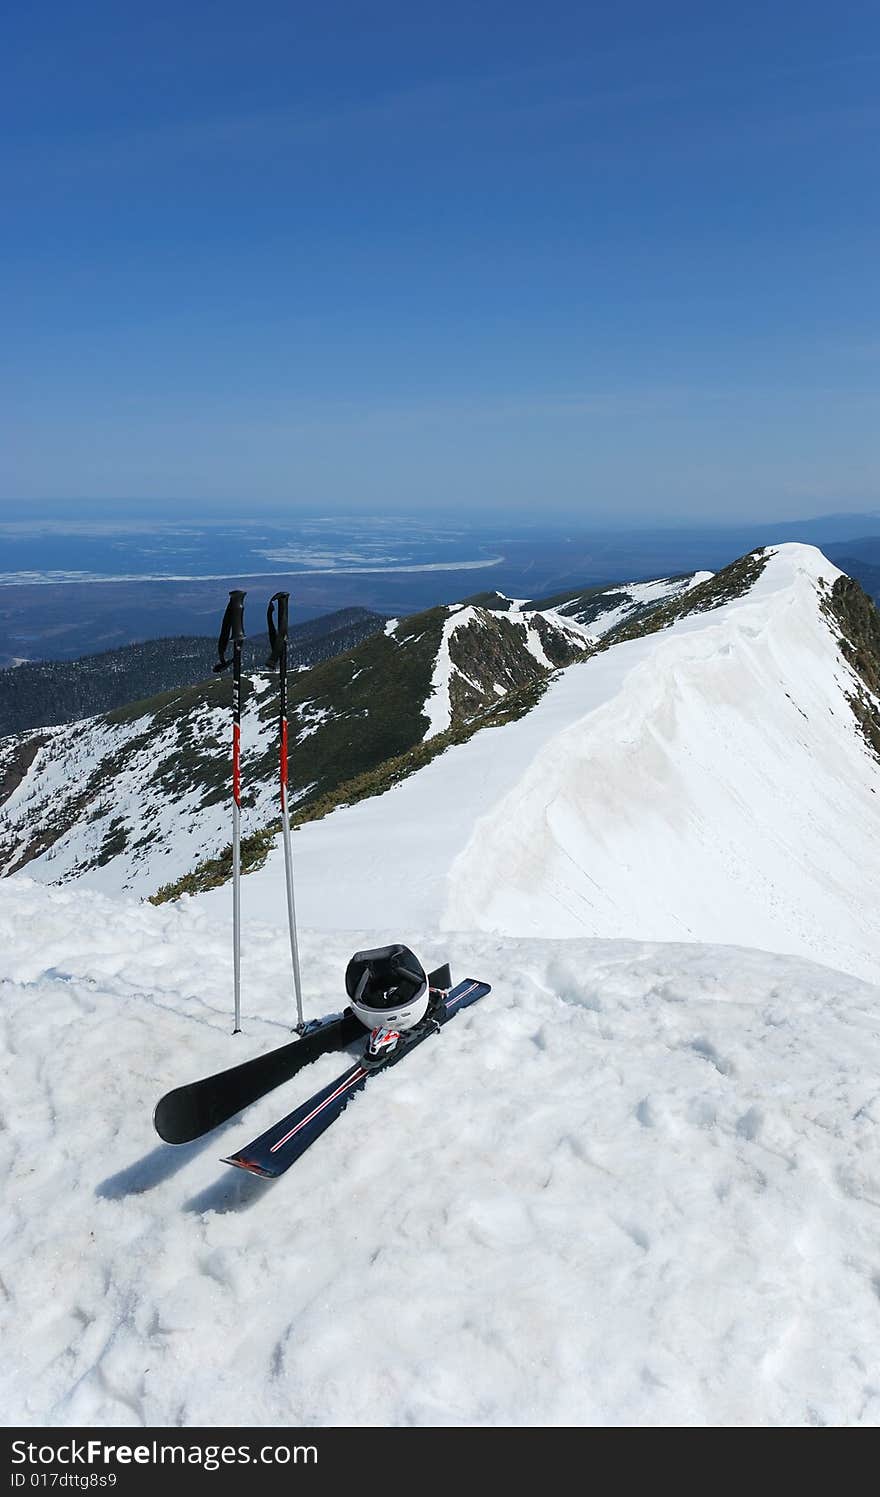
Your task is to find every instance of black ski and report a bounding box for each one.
[222,976,490,1179]
[154,1012,361,1144]
[154,964,453,1145]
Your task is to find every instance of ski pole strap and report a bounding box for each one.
[214,590,247,672]
[265,591,290,669]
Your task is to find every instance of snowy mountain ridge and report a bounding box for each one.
[212,543,880,989]
[0,573,699,897]
[419,571,715,739]
[525,570,715,634]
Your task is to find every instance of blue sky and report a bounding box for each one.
[1,1,879,521]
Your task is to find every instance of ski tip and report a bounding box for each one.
[222,1155,274,1178]
[457,978,491,998]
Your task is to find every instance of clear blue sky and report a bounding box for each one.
[2,1,878,521]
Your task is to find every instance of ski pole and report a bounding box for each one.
[215,589,247,1034]
[267,591,305,1031]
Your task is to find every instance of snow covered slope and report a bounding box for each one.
[0,571,713,898]
[220,545,880,986]
[524,570,715,636]
[420,602,587,738]
[0,598,590,896]
[3,877,880,1427]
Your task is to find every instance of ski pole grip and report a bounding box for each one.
[215,589,247,672]
[229,589,247,643]
[265,591,290,667]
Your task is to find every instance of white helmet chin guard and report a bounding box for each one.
[345,944,429,1032]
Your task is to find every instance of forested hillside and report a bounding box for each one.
[0,608,384,735]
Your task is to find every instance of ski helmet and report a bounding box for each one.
[345,944,429,1032]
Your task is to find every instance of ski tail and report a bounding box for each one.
[153,1010,361,1144]
[428,961,452,992]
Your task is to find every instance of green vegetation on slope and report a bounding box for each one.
[149,673,549,903]
[0,609,385,737]
[822,573,880,760]
[600,549,768,647]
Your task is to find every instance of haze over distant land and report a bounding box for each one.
[3,509,880,664]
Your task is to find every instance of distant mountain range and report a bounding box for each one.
[823,537,880,607]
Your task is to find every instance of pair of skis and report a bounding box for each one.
[154,968,491,1179]
[214,589,302,1034]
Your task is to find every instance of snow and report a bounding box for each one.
[0,576,687,896]
[423,605,482,740]
[491,594,530,611]
[3,876,880,1427]
[218,545,880,988]
[578,571,715,638]
[421,604,586,740]
[515,615,554,668]
[295,701,334,741]
[1,675,278,898]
